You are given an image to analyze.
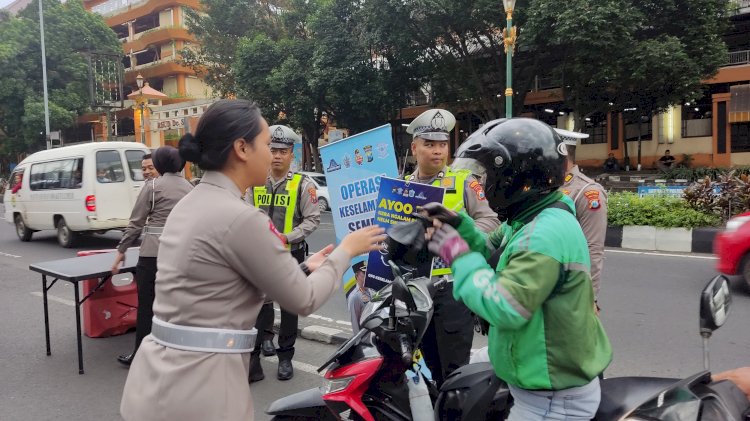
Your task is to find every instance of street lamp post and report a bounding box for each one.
[502,0,517,119]
[136,73,145,143]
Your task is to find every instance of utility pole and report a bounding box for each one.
[38,0,51,149]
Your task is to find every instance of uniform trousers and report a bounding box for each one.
[253,247,306,359]
[420,281,474,387]
[134,256,157,354]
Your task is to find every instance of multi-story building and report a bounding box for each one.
[77,0,215,147]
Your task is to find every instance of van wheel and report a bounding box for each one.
[318,198,329,212]
[56,218,78,248]
[14,214,32,242]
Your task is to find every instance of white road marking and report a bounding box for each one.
[261,355,324,377]
[30,291,75,306]
[0,251,21,258]
[606,249,716,260]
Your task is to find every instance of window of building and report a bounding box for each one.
[29,158,83,190]
[125,150,147,181]
[731,123,750,153]
[581,113,608,144]
[624,113,652,142]
[682,95,712,138]
[133,13,159,35]
[96,150,126,183]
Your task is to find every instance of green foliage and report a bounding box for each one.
[683,171,750,222]
[661,166,750,182]
[608,191,720,228]
[0,0,120,157]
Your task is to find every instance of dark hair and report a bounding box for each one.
[178,99,264,170]
[142,153,152,160]
[152,146,185,174]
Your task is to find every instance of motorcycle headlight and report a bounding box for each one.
[725,215,750,233]
[322,376,355,394]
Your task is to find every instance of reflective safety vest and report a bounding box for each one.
[253,173,303,238]
[406,168,469,276]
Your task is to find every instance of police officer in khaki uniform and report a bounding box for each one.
[405,108,500,386]
[112,146,194,366]
[556,128,608,308]
[120,99,385,421]
[247,124,320,381]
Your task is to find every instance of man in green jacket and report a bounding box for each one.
[425,118,612,420]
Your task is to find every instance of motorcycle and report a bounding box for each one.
[593,274,749,420]
[266,216,510,420]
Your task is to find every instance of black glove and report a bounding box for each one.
[418,202,461,227]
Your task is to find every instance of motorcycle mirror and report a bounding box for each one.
[390,271,417,313]
[699,275,731,335]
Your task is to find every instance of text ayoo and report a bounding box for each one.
[378,199,414,215]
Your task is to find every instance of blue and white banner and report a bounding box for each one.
[365,177,444,290]
[320,124,399,295]
[290,142,303,172]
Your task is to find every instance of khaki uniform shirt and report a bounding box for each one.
[116,173,193,257]
[247,172,320,245]
[561,165,608,299]
[409,166,500,234]
[120,171,350,421]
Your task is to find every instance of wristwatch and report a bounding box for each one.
[300,262,312,276]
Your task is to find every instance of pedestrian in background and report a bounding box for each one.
[141,153,158,180]
[120,99,385,421]
[112,146,193,366]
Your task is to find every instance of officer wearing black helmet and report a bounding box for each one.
[424,118,612,420]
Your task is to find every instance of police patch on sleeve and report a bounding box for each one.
[584,190,601,210]
[468,180,486,201]
[308,186,318,204]
[268,220,285,244]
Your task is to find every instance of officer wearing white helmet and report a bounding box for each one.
[405,108,500,387]
[556,128,608,311]
[246,124,321,381]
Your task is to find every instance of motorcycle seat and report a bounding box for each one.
[595,376,679,420]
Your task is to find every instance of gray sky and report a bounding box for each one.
[0,0,17,9]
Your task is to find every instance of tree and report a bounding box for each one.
[0,0,121,158]
[524,0,727,167]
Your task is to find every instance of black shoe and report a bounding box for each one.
[278,359,294,380]
[249,351,265,383]
[261,339,277,356]
[117,353,134,367]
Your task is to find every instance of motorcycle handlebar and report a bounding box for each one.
[399,334,413,366]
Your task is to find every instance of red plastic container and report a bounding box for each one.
[78,249,138,338]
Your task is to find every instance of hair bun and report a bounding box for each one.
[179,133,202,164]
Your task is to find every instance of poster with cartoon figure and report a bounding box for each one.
[319,124,399,296]
[365,176,445,290]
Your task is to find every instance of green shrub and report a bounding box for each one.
[683,171,750,222]
[608,192,720,228]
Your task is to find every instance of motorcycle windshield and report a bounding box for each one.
[629,385,700,421]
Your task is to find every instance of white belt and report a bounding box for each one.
[150,317,257,354]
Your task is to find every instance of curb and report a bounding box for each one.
[606,225,721,253]
[272,319,350,346]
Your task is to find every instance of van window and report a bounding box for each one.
[10,168,24,193]
[125,150,147,181]
[96,150,126,183]
[29,158,83,190]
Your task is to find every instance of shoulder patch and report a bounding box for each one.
[468,180,486,200]
[584,190,601,210]
[268,220,285,244]
[308,186,318,204]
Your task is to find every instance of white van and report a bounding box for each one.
[3,142,151,247]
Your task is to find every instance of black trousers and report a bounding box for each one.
[253,247,306,360]
[133,256,157,354]
[420,281,474,387]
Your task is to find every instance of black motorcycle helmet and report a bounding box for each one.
[452,118,567,216]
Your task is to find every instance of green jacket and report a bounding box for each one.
[451,194,612,390]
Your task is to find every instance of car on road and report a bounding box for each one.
[300,171,330,212]
[714,211,750,290]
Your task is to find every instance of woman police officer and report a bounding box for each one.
[120,99,385,421]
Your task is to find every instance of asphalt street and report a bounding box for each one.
[0,204,749,420]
